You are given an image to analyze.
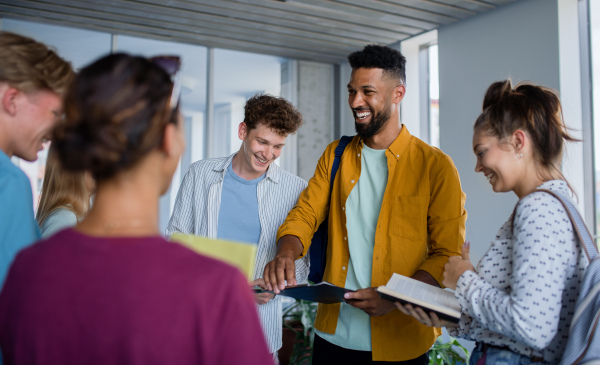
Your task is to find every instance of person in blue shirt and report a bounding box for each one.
[166,94,309,361]
[0,32,74,288]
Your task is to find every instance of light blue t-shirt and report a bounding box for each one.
[316,143,388,351]
[216,163,265,244]
[40,207,79,238]
[0,150,41,289]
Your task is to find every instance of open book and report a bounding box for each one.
[377,273,461,323]
[171,233,257,281]
[255,282,354,304]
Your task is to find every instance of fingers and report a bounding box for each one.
[428,311,444,328]
[284,259,297,288]
[250,278,266,289]
[394,302,410,315]
[263,256,296,293]
[274,260,287,293]
[461,241,470,261]
[263,262,276,291]
[344,288,374,301]
[254,292,273,305]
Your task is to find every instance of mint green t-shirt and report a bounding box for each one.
[316,143,388,351]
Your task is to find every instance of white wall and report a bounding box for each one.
[438,0,560,263]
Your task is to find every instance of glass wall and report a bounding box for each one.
[1,18,287,232]
[213,48,284,156]
[590,0,600,239]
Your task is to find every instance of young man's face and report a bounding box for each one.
[238,122,286,179]
[11,89,63,161]
[347,67,403,139]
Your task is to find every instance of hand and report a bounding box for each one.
[251,278,274,305]
[263,236,303,294]
[443,241,475,290]
[344,287,395,316]
[395,302,459,328]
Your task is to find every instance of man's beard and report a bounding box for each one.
[354,107,390,139]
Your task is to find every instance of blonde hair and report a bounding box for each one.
[0,31,74,94]
[36,143,91,226]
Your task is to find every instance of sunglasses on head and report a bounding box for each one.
[150,55,182,110]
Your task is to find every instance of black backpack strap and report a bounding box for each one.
[329,135,353,192]
[307,135,353,283]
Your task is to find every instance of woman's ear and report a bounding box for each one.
[161,121,184,159]
[512,129,527,153]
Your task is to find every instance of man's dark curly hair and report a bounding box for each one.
[348,44,406,84]
[244,94,303,136]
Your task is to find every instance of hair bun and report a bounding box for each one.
[53,53,173,181]
[482,80,513,110]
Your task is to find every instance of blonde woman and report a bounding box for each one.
[36,143,94,237]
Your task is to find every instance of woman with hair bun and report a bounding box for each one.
[0,53,273,365]
[397,80,589,364]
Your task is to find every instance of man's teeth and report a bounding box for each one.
[486,173,495,182]
[356,111,371,119]
[257,156,267,163]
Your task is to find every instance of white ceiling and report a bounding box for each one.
[1,0,518,63]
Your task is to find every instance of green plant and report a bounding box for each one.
[429,336,470,365]
[281,299,318,365]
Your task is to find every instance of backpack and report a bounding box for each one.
[533,189,599,365]
[308,135,353,284]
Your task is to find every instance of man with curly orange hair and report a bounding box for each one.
[166,93,309,361]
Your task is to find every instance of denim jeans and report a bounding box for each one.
[468,344,547,365]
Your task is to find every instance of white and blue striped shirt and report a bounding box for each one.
[166,153,310,353]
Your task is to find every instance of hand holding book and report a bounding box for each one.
[395,302,459,328]
[251,278,274,305]
[376,273,462,323]
[344,287,396,317]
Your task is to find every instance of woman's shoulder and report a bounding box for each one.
[518,180,572,208]
[40,208,79,238]
[514,180,573,227]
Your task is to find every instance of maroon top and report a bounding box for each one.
[0,229,273,365]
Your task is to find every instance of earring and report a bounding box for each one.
[516,153,523,159]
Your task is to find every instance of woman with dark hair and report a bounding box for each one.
[0,53,273,365]
[397,80,589,365]
[36,142,94,238]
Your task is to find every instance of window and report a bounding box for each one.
[428,44,440,148]
[1,18,294,233]
[590,0,600,239]
[400,30,438,146]
[212,48,284,157]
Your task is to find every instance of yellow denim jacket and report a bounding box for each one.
[277,126,467,361]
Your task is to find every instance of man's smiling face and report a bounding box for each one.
[237,121,286,180]
[347,67,395,139]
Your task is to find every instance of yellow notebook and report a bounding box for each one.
[170,233,257,281]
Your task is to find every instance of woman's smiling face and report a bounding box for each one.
[473,130,521,194]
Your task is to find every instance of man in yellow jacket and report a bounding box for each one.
[264,44,466,364]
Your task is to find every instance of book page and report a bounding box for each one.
[386,273,461,312]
